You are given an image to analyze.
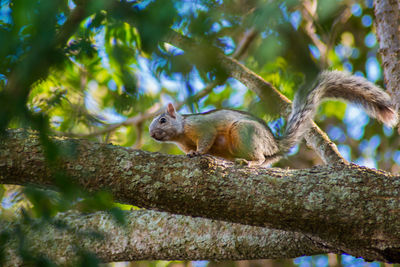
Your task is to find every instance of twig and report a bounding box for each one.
[300,1,351,69]
[326,5,351,60]
[301,0,328,68]
[232,28,258,59]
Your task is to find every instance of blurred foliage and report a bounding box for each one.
[0,0,399,266]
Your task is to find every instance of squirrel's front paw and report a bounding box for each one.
[187,150,202,157]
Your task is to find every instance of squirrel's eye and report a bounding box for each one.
[159,117,167,124]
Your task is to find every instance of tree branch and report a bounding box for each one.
[1,129,399,262]
[2,209,328,266]
[163,30,346,165]
[301,0,328,68]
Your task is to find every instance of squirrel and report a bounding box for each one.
[149,71,398,166]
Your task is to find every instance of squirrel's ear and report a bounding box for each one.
[167,103,176,118]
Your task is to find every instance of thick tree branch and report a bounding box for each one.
[0,129,399,262]
[163,30,346,165]
[2,209,328,266]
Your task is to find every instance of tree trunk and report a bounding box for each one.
[374,0,400,112]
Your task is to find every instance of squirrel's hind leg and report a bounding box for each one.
[229,121,272,162]
[260,154,282,167]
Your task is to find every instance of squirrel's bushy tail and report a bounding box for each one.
[279,70,398,153]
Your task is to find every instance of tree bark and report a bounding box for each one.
[1,209,328,266]
[0,129,399,262]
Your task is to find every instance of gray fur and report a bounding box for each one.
[149,112,184,142]
[279,70,398,154]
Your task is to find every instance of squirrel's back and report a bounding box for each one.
[183,109,270,127]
